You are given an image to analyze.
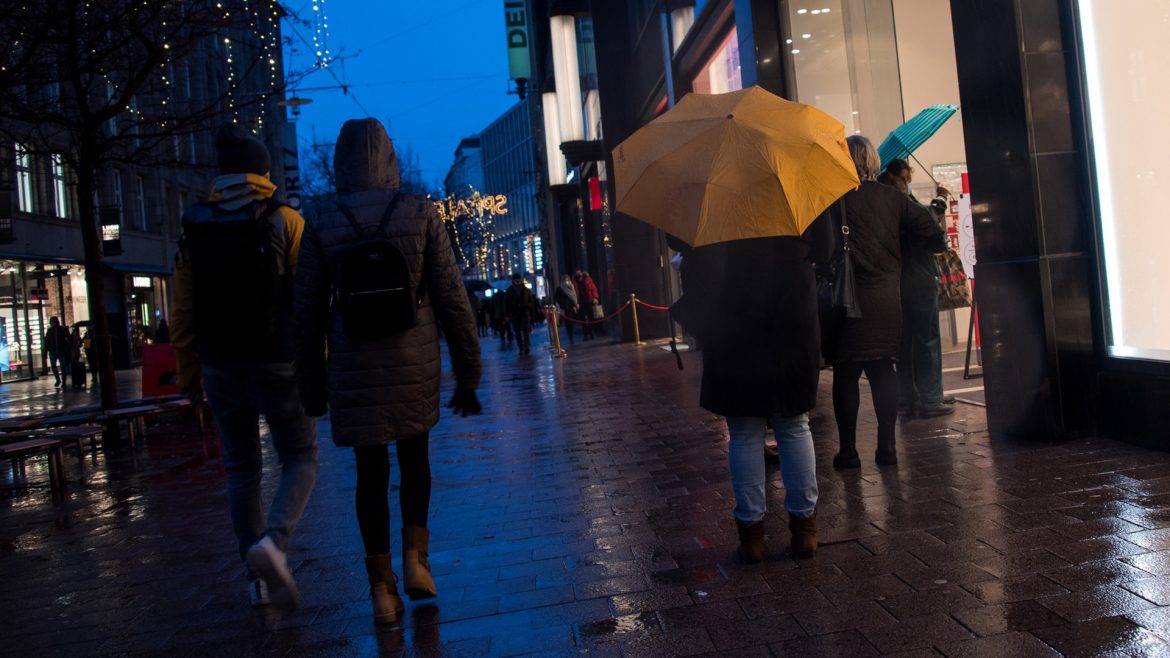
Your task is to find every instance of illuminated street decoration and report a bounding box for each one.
[434,190,509,278]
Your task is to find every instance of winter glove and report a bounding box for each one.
[447,387,482,417]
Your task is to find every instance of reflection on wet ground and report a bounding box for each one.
[3,329,1170,655]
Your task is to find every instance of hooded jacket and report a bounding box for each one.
[293,118,481,445]
[170,173,305,390]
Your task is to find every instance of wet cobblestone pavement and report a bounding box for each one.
[4,330,1170,656]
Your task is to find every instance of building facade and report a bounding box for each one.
[0,4,296,380]
[517,0,1170,450]
[480,101,543,291]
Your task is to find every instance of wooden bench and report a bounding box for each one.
[96,405,163,447]
[1,426,105,453]
[1,437,66,495]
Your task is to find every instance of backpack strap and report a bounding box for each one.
[334,194,402,239]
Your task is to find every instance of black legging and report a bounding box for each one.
[353,436,431,556]
[832,359,899,450]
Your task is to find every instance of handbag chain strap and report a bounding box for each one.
[838,199,851,253]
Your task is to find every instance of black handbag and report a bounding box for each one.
[816,200,863,319]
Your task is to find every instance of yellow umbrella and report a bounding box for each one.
[612,86,859,247]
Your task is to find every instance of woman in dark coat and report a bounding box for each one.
[827,136,947,469]
[294,118,482,624]
[673,214,833,563]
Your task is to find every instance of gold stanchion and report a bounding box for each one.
[630,293,645,346]
[550,305,567,358]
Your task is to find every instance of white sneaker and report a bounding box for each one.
[249,578,271,607]
[246,536,300,610]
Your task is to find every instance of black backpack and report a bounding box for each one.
[333,195,423,339]
[180,198,288,356]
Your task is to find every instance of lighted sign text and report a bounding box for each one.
[435,193,509,222]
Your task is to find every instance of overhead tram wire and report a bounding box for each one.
[283,12,372,118]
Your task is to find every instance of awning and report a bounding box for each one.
[103,261,173,276]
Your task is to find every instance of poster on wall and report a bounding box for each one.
[0,317,9,371]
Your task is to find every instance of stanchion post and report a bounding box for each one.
[630,293,644,346]
[550,305,567,357]
[544,305,555,350]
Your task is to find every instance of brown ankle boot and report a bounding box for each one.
[736,519,765,564]
[402,525,437,599]
[364,555,404,625]
[788,511,817,559]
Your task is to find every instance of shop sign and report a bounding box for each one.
[504,0,531,82]
[30,288,48,301]
[100,205,122,256]
[434,192,509,222]
[132,276,152,289]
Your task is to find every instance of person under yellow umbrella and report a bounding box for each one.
[617,87,858,562]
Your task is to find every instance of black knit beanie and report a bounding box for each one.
[215,123,271,175]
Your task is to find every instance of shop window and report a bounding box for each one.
[780,0,902,138]
[135,175,148,231]
[51,154,68,219]
[14,143,34,213]
[111,169,124,223]
[1077,0,1170,361]
[692,27,742,94]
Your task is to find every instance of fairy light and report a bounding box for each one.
[311,0,332,67]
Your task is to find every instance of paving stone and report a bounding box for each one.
[4,338,1170,655]
[951,600,1067,636]
[1033,615,1170,657]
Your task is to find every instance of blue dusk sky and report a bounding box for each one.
[282,1,521,191]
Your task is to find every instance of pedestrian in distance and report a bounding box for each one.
[824,137,948,470]
[476,295,491,337]
[294,118,482,626]
[171,122,319,611]
[879,159,955,419]
[68,325,85,388]
[82,329,97,385]
[153,318,171,344]
[490,288,512,345]
[43,316,71,388]
[670,215,833,563]
[554,273,579,345]
[573,269,599,340]
[505,273,535,355]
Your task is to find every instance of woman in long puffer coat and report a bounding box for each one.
[825,136,947,469]
[294,118,482,624]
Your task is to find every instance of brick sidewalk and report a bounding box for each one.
[3,328,1170,656]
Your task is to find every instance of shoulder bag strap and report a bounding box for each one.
[375,194,402,234]
[838,199,851,253]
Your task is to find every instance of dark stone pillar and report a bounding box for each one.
[950,0,1096,442]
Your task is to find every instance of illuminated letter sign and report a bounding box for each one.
[504,1,531,81]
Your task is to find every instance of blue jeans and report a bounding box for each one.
[203,362,318,563]
[727,414,818,522]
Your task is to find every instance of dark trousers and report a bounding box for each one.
[353,437,431,556]
[47,353,69,385]
[832,359,899,451]
[897,286,944,409]
[511,319,532,352]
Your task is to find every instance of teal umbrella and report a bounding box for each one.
[878,104,959,171]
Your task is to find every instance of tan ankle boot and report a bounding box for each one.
[364,555,404,624]
[736,519,765,564]
[402,525,437,599]
[789,511,817,559]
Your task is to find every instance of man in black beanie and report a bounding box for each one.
[171,122,318,610]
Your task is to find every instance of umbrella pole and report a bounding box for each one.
[910,152,940,186]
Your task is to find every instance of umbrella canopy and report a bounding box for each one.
[463,279,493,293]
[612,86,859,248]
[877,104,959,170]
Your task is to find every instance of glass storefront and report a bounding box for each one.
[124,274,168,364]
[1075,0,1170,362]
[0,260,87,383]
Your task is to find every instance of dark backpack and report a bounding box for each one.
[180,198,288,356]
[333,196,422,339]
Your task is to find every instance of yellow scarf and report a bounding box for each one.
[209,173,277,210]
